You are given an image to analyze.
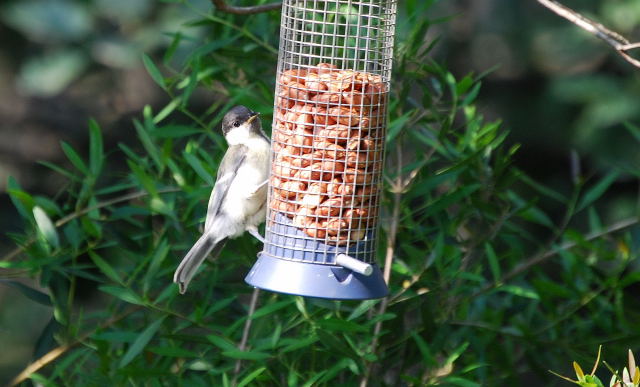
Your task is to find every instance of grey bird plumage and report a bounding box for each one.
[173,105,270,294]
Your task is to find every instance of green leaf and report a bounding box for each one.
[142,54,166,90]
[574,361,585,381]
[251,299,293,319]
[221,349,271,360]
[498,285,540,300]
[99,285,144,305]
[38,160,79,181]
[143,239,170,293]
[119,316,166,368]
[280,335,319,353]
[63,220,83,250]
[347,299,378,320]
[81,216,102,238]
[0,280,52,306]
[442,376,481,387]
[93,331,138,342]
[128,160,158,197]
[7,178,34,218]
[181,60,199,107]
[410,331,435,366]
[303,370,328,387]
[60,141,89,175]
[33,317,59,359]
[183,151,214,186]
[163,32,182,63]
[387,110,413,143]
[89,251,122,284]
[577,171,620,212]
[206,335,237,351]
[88,119,104,176]
[153,124,200,140]
[316,318,369,333]
[133,119,163,171]
[147,346,198,358]
[484,243,500,283]
[237,367,267,387]
[153,99,181,125]
[33,205,60,248]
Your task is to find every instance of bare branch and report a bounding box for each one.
[2,187,181,264]
[9,306,140,386]
[211,0,281,15]
[232,288,261,386]
[472,216,639,299]
[537,0,640,68]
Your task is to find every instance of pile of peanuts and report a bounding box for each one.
[270,63,387,245]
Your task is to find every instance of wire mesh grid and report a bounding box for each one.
[264,0,398,266]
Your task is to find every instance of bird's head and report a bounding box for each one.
[221,105,262,145]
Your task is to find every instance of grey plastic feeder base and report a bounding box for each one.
[245,252,388,300]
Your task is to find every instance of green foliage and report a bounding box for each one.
[552,347,640,387]
[3,0,640,386]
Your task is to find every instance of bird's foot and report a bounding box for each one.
[249,179,268,195]
[247,227,265,244]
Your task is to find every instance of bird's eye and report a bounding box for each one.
[233,121,240,127]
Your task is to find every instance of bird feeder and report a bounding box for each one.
[245,0,398,299]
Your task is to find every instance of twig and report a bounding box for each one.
[9,305,140,386]
[1,187,181,263]
[537,0,640,68]
[360,143,405,387]
[211,0,281,15]
[472,216,639,299]
[232,288,261,386]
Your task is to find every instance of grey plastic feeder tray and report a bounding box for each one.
[245,214,388,300]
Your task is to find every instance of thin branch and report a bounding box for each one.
[232,288,261,386]
[537,0,640,68]
[472,216,639,299]
[360,142,405,387]
[211,0,281,15]
[9,306,140,386]
[2,187,181,263]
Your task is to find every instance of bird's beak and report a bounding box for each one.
[247,112,260,124]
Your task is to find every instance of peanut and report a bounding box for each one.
[316,62,337,74]
[343,168,375,184]
[325,218,348,236]
[328,106,361,126]
[305,222,327,239]
[280,68,307,85]
[271,198,297,216]
[315,125,351,142]
[269,63,387,244]
[276,180,306,199]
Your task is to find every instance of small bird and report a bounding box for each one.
[174,105,271,294]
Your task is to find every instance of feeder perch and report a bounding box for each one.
[245,0,398,300]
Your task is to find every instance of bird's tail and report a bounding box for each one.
[173,234,227,294]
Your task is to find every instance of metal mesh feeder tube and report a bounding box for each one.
[245,0,398,300]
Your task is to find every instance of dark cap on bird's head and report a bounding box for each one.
[221,105,260,136]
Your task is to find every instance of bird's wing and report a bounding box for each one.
[204,144,248,232]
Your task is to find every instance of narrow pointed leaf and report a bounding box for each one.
[142,54,166,90]
[574,361,585,381]
[88,119,104,176]
[119,316,166,368]
[0,280,52,306]
[237,367,266,387]
[89,251,122,284]
[577,171,620,212]
[61,141,89,175]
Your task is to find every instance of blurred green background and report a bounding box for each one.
[1,0,639,385]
